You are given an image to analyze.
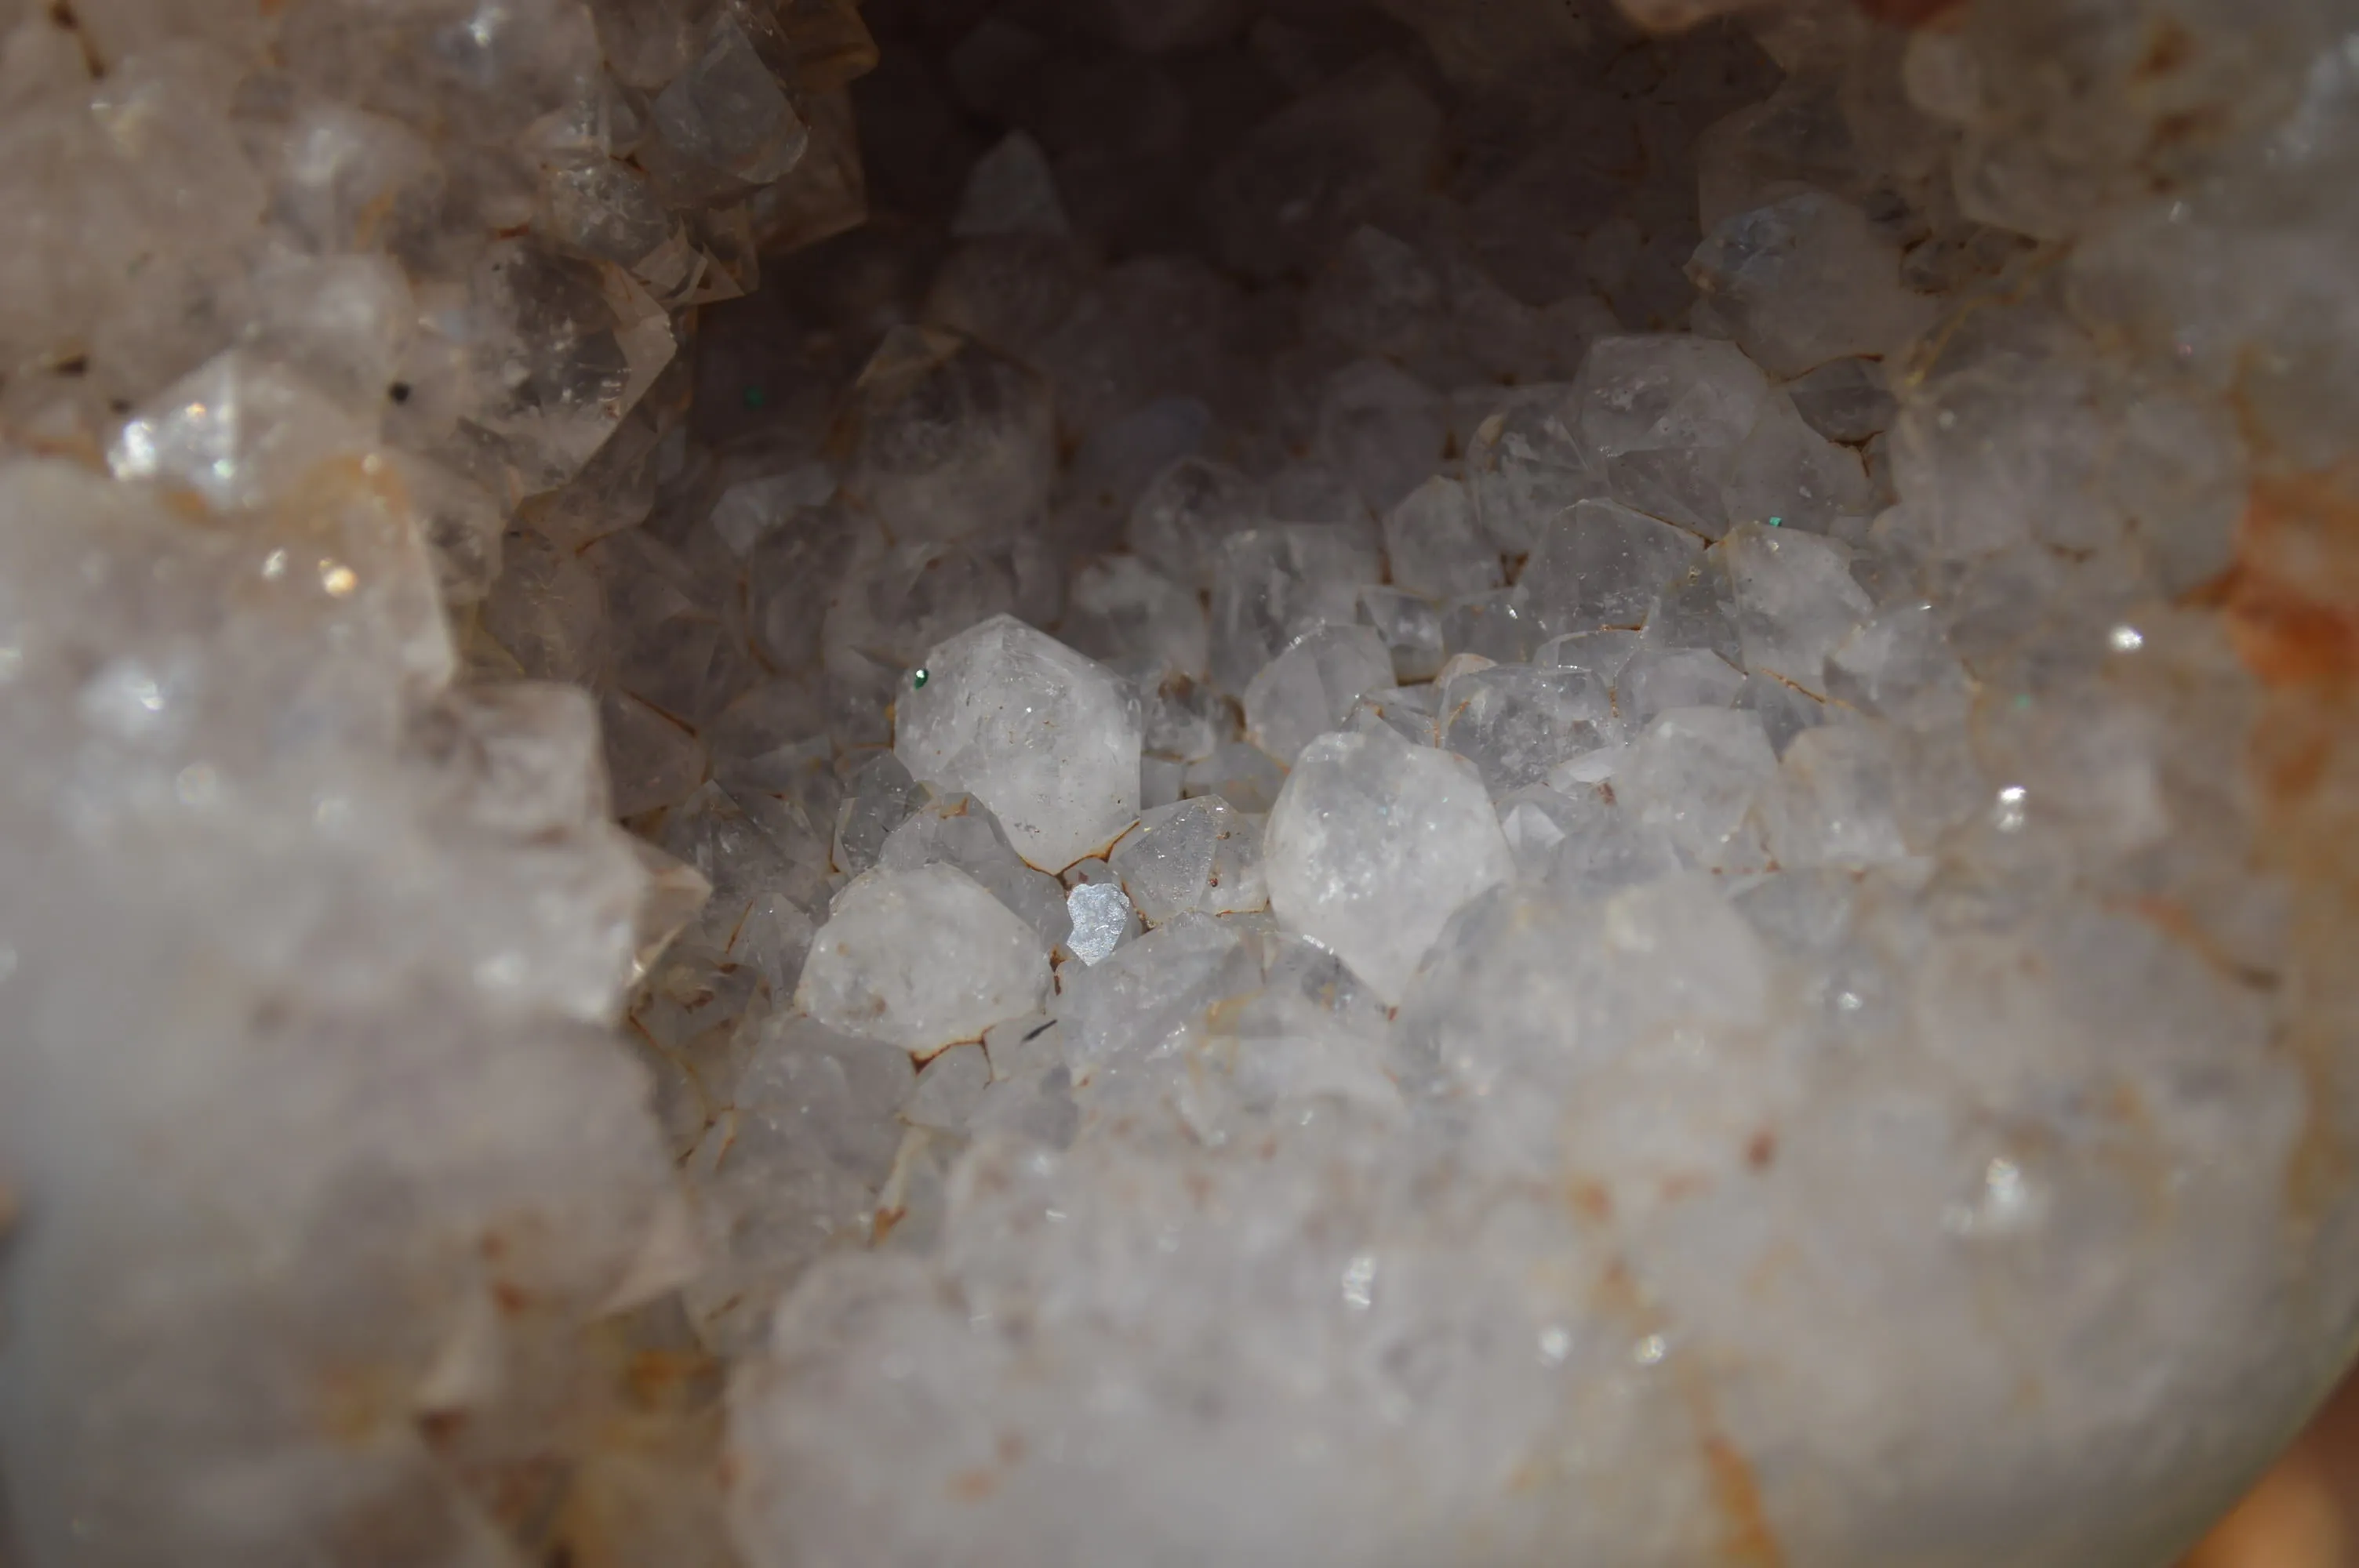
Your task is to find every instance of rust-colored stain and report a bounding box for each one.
[949,1467,997,1501]
[2224,468,2359,689]
[2223,463,2359,1229]
[625,1348,718,1406]
[1701,1435,1787,1568]
[2122,895,2279,989]
[1567,1177,1615,1224]
[1585,1252,1789,1566]
[2134,17,2200,82]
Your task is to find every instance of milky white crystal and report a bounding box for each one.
[795,863,1051,1057]
[895,615,1143,871]
[1263,725,1514,1004]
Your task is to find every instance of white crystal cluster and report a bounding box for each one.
[0,0,871,1559]
[4,0,2359,1565]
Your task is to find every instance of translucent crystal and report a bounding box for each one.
[1439,586,1543,664]
[1208,524,1383,695]
[1614,644,1747,728]
[831,750,917,877]
[1183,741,1287,815]
[1786,357,1898,445]
[953,130,1070,239]
[1577,335,1771,458]
[602,688,710,816]
[1766,723,1914,870]
[1061,555,1209,681]
[1346,683,1441,747]
[1243,622,1393,765]
[877,789,1071,951]
[660,780,827,1001]
[1826,601,1975,731]
[1613,706,1779,872]
[1439,663,1620,797]
[1688,191,1938,379]
[1493,784,1580,882]
[1723,521,1875,695]
[1219,933,1399,1119]
[1110,795,1268,924]
[1539,628,1645,687]
[1383,474,1502,601]
[795,863,1052,1057]
[649,14,810,191]
[1263,725,1514,1004]
[1355,585,1447,684]
[1063,878,1140,967]
[1720,391,1877,537]
[902,1041,991,1132]
[895,615,1143,872]
[1054,910,1261,1081]
[684,1013,909,1350]
[1520,498,1704,639]
[1463,384,1604,554]
[1127,456,1266,591]
[1314,358,1448,514]
[109,350,371,513]
[843,327,1056,545]
[1201,58,1442,280]
[13,2,2354,1561]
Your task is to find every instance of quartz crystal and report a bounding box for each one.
[1053,909,1263,1081]
[894,615,1143,872]
[844,328,1057,545]
[5,1,2357,1565]
[796,863,1052,1057]
[1209,523,1383,694]
[1062,877,1138,966]
[1263,725,1514,1004]
[1243,622,1394,764]
[1687,189,1937,376]
[1109,794,1267,924]
[1521,497,1703,637]
[877,789,1071,950]
[1383,474,1502,601]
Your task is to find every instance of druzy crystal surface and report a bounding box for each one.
[3,0,2358,1565]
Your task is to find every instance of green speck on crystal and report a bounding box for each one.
[2014,693,2033,710]
[1767,516,1783,528]
[742,385,767,410]
[911,668,929,690]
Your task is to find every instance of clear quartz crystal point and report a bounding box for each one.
[1263,723,1514,1004]
[895,615,1143,873]
[796,862,1052,1057]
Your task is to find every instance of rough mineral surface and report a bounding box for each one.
[3,0,2358,1565]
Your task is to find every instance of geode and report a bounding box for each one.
[2,2,2356,1566]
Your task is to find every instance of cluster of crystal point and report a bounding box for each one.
[4,0,2359,1563]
